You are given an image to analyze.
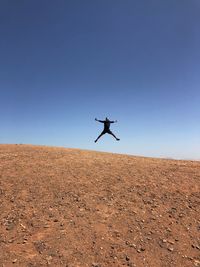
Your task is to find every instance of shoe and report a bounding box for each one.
[116,138,120,141]
[94,140,97,143]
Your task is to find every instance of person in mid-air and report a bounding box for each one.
[94,117,120,143]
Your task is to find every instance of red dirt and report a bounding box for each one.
[0,144,199,267]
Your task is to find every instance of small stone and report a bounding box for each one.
[126,255,130,261]
[168,247,174,252]
[20,223,26,229]
[6,222,15,231]
[46,256,52,265]
[92,264,101,267]
[194,260,200,267]
[12,259,17,263]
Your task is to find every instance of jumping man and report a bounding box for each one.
[94,117,120,143]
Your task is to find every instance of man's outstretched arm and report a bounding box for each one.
[110,120,118,123]
[95,118,104,123]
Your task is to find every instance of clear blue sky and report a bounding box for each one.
[0,0,200,159]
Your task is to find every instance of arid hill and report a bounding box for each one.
[0,144,199,267]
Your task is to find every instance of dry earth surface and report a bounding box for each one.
[0,144,199,267]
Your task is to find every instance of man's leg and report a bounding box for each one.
[95,131,105,143]
[108,130,120,141]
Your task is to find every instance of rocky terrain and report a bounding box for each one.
[0,144,199,267]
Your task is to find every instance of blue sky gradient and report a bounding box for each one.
[0,0,200,159]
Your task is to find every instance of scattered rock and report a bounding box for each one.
[0,145,199,267]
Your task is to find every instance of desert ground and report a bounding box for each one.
[0,144,199,267]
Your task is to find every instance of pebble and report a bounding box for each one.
[92,264,101,267]
[6,222,15,231]
[130,243,137,248]
[126,255,130,261]
[194,260,200,266]
[46,255,52,265]
[137,247,145,253]
[20,223,26,229]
